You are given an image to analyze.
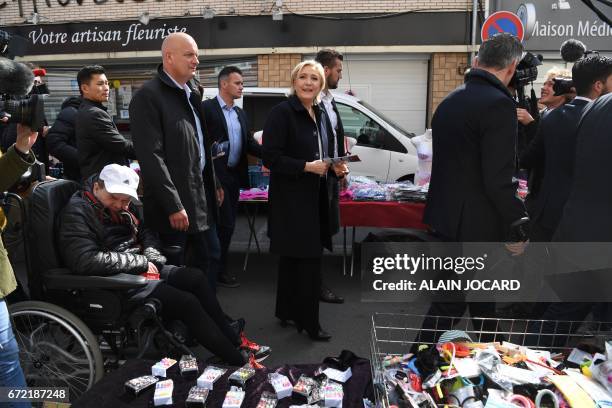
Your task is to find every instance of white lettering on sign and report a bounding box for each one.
[26,23,188,48]
[532,20,612,38]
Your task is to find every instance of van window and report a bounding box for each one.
[336,103,407,154]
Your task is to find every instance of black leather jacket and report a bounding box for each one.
[57,176,166,276]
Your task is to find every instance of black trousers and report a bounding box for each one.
[275,256,322,334]
[217,172,241,278]
[159,231,210,276]
[149,266,244,366]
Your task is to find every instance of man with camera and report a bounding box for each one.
[521,55,612,242]
[0,121,37,403]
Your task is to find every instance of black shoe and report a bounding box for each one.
[297,324,332,341]
[320,286,344,304]
[218,274,240,288]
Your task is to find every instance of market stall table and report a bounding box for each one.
[339,201,427,277]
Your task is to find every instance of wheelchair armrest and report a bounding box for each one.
[43,268,148,290]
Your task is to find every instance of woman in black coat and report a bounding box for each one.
[263,61,348,341]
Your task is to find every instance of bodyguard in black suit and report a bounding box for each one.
[202,66,262,288]
[420,34,529,340]
[315,49,349,304]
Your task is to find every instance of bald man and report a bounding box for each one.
[129,33,219,280]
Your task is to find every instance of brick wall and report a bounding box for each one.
[258,54,302,88]
[1,0,473,26]
[428,52,470,125]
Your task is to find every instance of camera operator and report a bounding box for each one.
[0,121,37,402]
[521,55,612,242]
[0,64,49,168]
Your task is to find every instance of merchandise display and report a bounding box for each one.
[268,372,293,399]
[229,365,256,388]
[348,177,427,203]
[152,357,177,378]
[153,379,173,406]
[179,355,199,377]
[256,391,278,408]
[185,386,209,407]
[197,365,228,390]
[222,386,246,408]
[376,333,612,408]
[124,375,159,396]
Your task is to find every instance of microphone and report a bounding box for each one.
[560,39,587,63]
[0,57,34,96]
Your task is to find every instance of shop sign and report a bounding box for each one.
[495,0,612,52]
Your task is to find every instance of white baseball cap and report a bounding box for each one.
[99,164,139,200]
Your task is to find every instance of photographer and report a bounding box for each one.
[519,68,574,211]
[0,121,37,404]
[521,55,612,242]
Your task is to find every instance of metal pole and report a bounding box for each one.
[471,0,479,64]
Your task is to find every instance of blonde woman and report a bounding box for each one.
[262,60,346,341]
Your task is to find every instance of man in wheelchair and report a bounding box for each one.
[57,163,270,367]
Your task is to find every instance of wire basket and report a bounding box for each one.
[370,312,612,408]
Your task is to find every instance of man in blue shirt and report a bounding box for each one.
[203,66,262,287]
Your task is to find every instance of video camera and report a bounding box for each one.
[510,52,543,115]
[0,30,46,130]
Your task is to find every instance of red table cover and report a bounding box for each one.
[339,201,427,229]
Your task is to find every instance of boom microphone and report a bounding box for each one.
[0,57,34,96]
[560,39,587,63]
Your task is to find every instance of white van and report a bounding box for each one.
[204,88,418,183]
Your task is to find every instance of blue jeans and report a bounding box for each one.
[0,300,31,408]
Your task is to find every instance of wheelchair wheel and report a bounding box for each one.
[9,301,104,401]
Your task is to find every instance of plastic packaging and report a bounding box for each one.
[222,386,246,408]
[229,365,256,387]
[153,379,173,406]
[151,357,177,377]
[179,355,199,377]
[124,375,158,396]
[197,366,228,390]
[256,391,278,408]
[185,386,209,407]
[269,372,293,399]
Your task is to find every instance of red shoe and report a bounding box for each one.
[239,332,271,362]
[248,353,266,370]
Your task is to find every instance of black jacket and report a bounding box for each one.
[321,97,347,236]
[424,69,527,242]
[129,65,216,234]
[263,95,334,257]
[202,96,262,189]
[46,96,82,181]
[75,98,135,181]
[58,176,167,277]
[554,94,612,242]
[520,98,590,234]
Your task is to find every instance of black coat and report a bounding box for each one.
[520,98,590,233]
[46,96,82,181]
[262,95,334,257]
[202,96,262,189]
[423,69,527,242]
[554,93,612,242]
[321,97,347,236]
[58,177,166,277]
[75,98,135,180]
[129,65,216,234]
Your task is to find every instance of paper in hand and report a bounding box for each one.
[323,154,361,164]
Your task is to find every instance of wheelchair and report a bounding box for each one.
[2,179,191,402]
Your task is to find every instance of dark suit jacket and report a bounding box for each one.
[202,96,262,189]
[554,93,612,242]
[129,65,216,234]
[520,98,590,232]
[321,97,347,236]
[76,98,135,180]
[423,69,527,242]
